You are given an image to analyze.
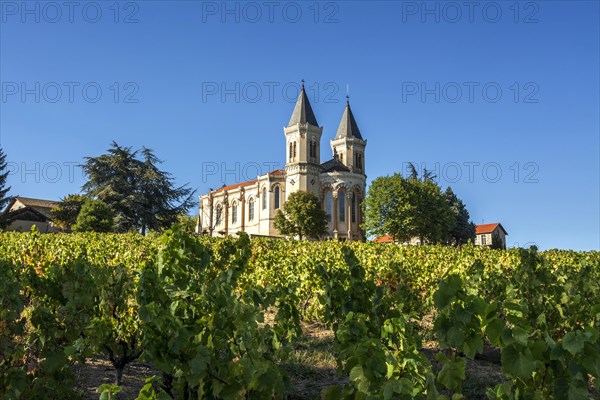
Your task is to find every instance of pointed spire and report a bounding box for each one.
[335,100,363,140]
[288,80,319,127]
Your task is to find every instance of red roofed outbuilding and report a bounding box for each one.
[373,235,394,243]
[475,223,508,249]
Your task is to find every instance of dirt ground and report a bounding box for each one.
[73,358,158,400]
[76,315,600,400]
[72,320,508,400]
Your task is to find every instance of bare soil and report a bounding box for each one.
[73,358,158,400]
[72,319,508,400]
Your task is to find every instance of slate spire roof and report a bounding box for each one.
[335,98,363,140]
[288,81,319,127]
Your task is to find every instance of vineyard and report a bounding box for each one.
[1,228,599,399]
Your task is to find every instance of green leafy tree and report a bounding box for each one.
[176,213,197,234]
[362,173,412,243]
[73,200,114,233]
[411,178,455,244]
[274,191,328,240]
[363,173,454,244]
[81,142,196,234]
[0,148,12,228]
[50,194,87,230]
[443,187,475,246]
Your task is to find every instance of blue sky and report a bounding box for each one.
[1,1,598,250]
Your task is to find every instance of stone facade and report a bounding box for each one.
[197,84,367,241]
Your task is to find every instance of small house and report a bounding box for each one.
[475,223,508,249]
[2,197,62,233]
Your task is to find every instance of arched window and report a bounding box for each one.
[274,186,280,209]
[351,192,356,223]
[198,203,203,229]
[248,198,255,221]
[262,188,267,210]
[289,142,293,160]
[339,153,344,163]
[310,139,317,159]
[293,142,297,158]
[215,204,222,226]
[354,153,363,170]
[325,191,332,222]
[339,191,345,222]
[232,201,238,224]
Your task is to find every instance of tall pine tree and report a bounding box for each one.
[0,148,12,228]
[443,187,475,246]
[82,142,196,234]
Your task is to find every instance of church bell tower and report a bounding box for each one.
[330,97,366,176]
[284,81,323,197]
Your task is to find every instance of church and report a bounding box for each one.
[196,82,367,241]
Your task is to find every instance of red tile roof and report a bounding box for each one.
[476,223,508,235]
[213,169,284,194]
[373,235,393,243]
[214,179,258,193]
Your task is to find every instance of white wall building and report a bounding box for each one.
[197,83,367,241]
[475,223,508,249]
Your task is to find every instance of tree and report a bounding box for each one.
[176,213,198,234]
[410,177,454,244]
[81,142,139,232]
[81,142,196,234]
[51,194,87,230]
[406,162,436,182]
[407,163,419,180]
[0,148,12,228]
[72,200,114,233]
[274,191,328,240]
[363,173,454,244]
[443,187,475,246]
[491,232,505,250]
[362,174,411,243]
[135,147,196,234]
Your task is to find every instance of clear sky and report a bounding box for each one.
[1,1,598,250]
